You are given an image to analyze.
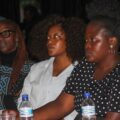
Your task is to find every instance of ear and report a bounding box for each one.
[108,37,118,47]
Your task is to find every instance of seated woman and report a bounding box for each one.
[32,16,120,120]
[0,19,33,110]
[18,16,85,120]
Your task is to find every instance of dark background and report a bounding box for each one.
[0,0,92,23]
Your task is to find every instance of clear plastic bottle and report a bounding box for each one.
[81,92,96,120]
[19,94,33,120]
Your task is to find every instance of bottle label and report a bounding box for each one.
[82,106,96,116]
[19,107,33,117]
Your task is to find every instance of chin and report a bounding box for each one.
[86,56,95,63]
[48,53,55,57]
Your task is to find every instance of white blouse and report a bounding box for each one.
[18,57,78,120]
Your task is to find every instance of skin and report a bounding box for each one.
[85,22,120,80]
[5,24,73,120]
[34,22,120,120]
[47,24,67,58]
[85,22,120,119]
[0,24,16,53]
[4,22,120,120]
[47,24,72,76]
[85,27,110,63]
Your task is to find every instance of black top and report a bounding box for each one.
[0,50,17,66]
[64,58,120,117]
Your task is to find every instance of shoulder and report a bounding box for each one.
[22,60,34,69]
[74,57,94,70]
[30,58,54,70]
[24,60,34,66]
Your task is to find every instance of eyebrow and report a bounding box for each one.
[0,29,15,33]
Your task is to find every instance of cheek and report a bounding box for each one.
[94,42,106,52]
[6,39,16,51]
[59,42,66,52]
[56,40,66,49]
[94,43,109,60]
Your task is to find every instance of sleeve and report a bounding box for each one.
[108,74,120,112]
[63,63,80,96]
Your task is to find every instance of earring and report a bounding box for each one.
[109,45,116,54]
[110,45,113,49]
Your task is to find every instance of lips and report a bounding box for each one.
[85,51,95,57]
[47,44,55,50]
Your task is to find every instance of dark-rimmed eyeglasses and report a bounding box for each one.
[0,30,15,38]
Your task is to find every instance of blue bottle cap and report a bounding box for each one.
[22,94,29,101]
[84,92,91,98]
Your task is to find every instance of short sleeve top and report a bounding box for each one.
[64,58,120,117]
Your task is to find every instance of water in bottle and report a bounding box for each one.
[19,94,33,120]
[81,92,96,120]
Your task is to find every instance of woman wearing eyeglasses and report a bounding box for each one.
[18,15,85,120]
[0,19,33,111]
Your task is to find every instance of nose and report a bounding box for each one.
[47,36,56,45]
[47,39,52,45]
[85,41,92,50]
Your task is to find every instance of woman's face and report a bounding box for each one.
[47,24,67,57]
[0,24,16,53]
[85,23,110,63]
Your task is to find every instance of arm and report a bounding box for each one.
[104,112,120,120]
[34,92,75,120]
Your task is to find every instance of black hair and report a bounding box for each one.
[62,17,86,62]
[29,15,86,62]
[29,14,64,61]
[89,15,120,42]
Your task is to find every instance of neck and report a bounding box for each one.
[54,54,72,67]
[52,54,72,76]
[96,54,120,70]
[0,50,17,66]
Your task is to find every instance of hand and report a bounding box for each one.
[2,109,20,120]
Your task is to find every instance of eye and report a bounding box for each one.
[1,31,10,37]
[47,36,50,40]
[92,37,101,43]
[0,30,15,38]
[92,38,97,42]
[55,34,62,39]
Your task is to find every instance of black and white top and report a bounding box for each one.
[64,58,120,117]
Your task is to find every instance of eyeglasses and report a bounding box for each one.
[0,30,15,38]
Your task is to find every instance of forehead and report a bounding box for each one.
[86,23,104,34]
[48,24,63,34]
[86,22,108,37]
[0,23,15,32]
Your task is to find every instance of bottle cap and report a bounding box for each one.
[84,92,91,98]
[22,94,29,101]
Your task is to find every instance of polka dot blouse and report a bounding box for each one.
[64,58,120,117]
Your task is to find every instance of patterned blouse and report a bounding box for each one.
[0,60,33,110]
[64,58,120,118]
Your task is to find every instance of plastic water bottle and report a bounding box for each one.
[19,94,33,120]
[81,92,96,120]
